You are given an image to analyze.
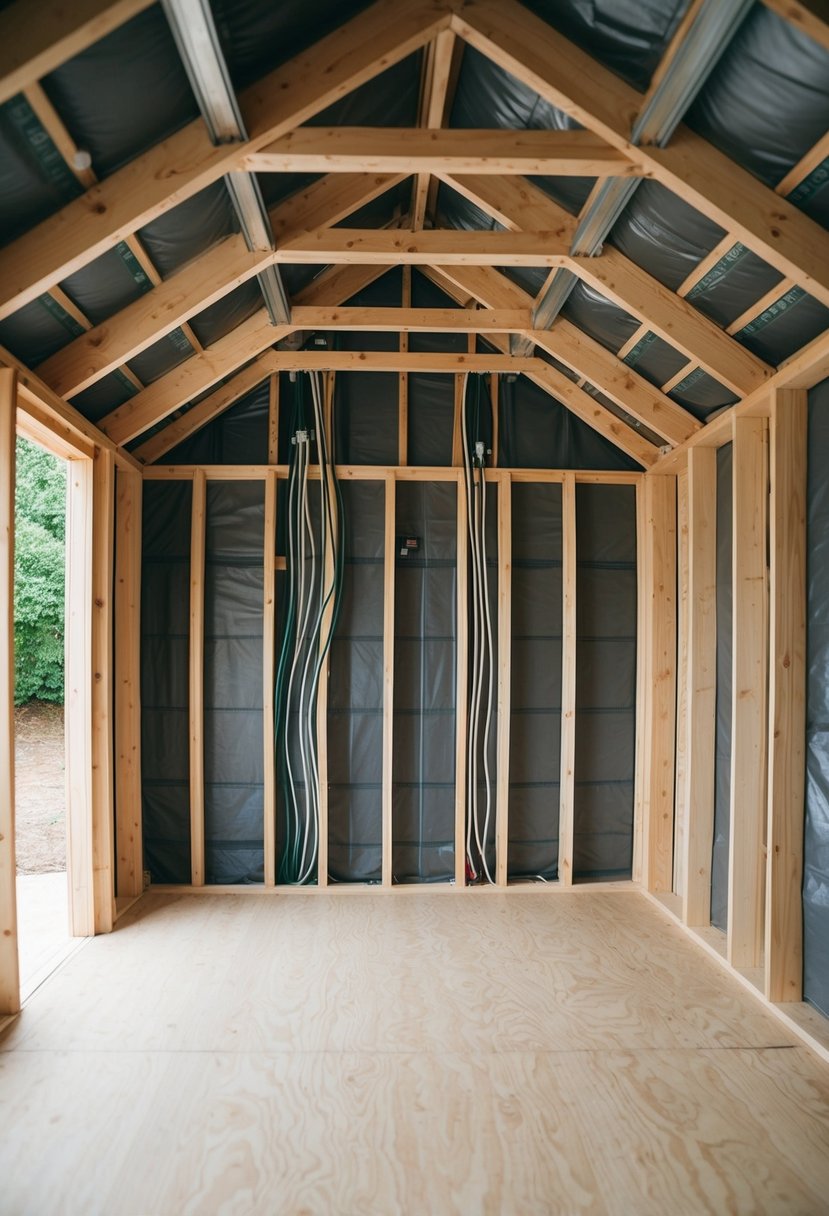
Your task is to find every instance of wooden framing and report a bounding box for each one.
[0,0,155,105]
[495,472,511,886]
[728,416,769,970]
[455,468,469,887]
[114,467,143,900]
[189,470,206,888]
[263,471,278,887]
[558,473,577,887]
[0,369,18,1014]
[65,458,95,937]
[91,447,116,933]
[765,388,807,1001]
[673,468,689,900]
[681,446,718,927]
[638,476,677,894]
[0,0,827,1073]
[382,473,396,886]
[0,0,452,319]
[246,127,640,176]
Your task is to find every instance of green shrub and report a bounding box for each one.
[14,439,66,704]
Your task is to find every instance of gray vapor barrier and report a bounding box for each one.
[573,484,637,880]
[203,482,265,884]
[711,443,733,931]
[393,481,458,883]
[805,376,829,1017]
[141,480,192,883]
[327,481,385,883]
[508,483,562,880]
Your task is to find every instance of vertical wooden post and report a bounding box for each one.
[728,415,769,969]
[455,469,468,886]
[267,373,279,466]
[0,368,19,1011]
[495,472,511,886]
[765,388,807,1001]
[399,267,410,467]
[91,447,115,933]
[66,458,94,936]
[489,373,499,468]
[682,446,718,927]
[558,473,576,886]
[316,385,337,889]
[640,475,677,894]
[382,472,395,886]
[673,468,689,898]
[263,470,277,887]
[452,375,463,468]
[632,478,648,885]
[114,468,143,900]
[189,469,206,887]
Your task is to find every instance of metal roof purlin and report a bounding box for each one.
[161,0,292,326]
[516,0,755,356]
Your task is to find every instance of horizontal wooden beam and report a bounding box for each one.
[246,127,640,176]
[40,172,404,398]
[452,0,829,309]
[0,0,450,320]
[276,228,572,265]
[444,174,772,398]
[289,306,532,332]
[0,0,154,105]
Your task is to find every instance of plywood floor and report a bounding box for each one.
[1,890,828,1215]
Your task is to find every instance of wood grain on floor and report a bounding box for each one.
[1,890,828,1215]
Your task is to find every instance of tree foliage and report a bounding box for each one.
[14,438,66,704]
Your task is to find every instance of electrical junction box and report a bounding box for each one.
[397,535,420,559]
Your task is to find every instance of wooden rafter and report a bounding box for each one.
[422,266,660,464]
[449,0,829,309]
[0,0,452,320]
[430,263,699,446]
[40,173,405,398]
[0,0,155,106]
[101,264,391,446]
[245,127,640,176]
[412,29,458,229]
[443,173,772,397]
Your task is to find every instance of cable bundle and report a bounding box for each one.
[462,373,496,883]
[275,371,344,884]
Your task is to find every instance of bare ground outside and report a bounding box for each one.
[15,701,65,874]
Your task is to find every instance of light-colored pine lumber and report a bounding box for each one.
[189,470,206,888]
[114,468,143,900]
[91,447,115,933]
[673,468,689,899]
[0,369,18,1013]
[680,447,718,925]
[495,473,511,886]
[65,458,95,937]
[639,476,677,894]
[765,388,807,1001]
[263,472,277,888]
[382,473,395,887]
[558,473,577,886]
[728,416,769,969]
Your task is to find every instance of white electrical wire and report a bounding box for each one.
[295,430,318,881]
[283,434,306,859]
[479,464,496,884]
